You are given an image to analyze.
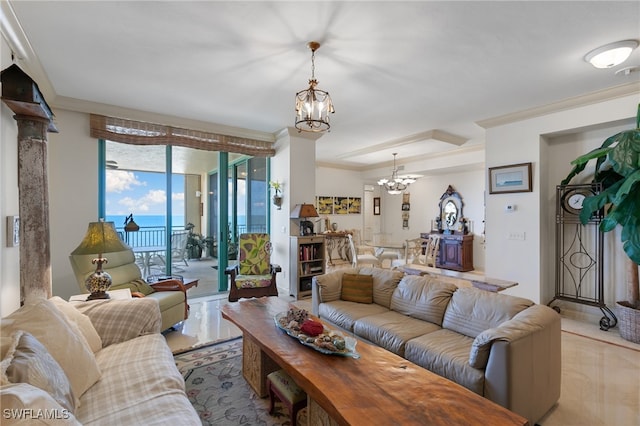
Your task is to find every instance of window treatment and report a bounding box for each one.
[90,114,275,157]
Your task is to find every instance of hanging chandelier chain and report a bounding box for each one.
[310,49,316,81]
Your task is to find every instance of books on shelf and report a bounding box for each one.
[299,244,322,261]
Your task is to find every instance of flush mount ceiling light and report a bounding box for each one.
[377,153,419,195]
[295,41,335,133]
[584,40,638,69]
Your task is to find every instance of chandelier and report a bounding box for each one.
[295,41,335,132]
[377,153,418,195]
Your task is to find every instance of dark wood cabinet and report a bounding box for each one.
[421,232,474,272]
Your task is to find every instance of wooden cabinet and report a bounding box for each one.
[290,235,326,299]
[421,232,474,272]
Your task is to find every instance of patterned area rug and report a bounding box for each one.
[174,337,296,426]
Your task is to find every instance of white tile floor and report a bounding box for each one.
[165,295,640,425]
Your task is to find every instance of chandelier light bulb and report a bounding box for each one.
[585,40,638,69]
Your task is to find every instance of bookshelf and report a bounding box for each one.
[289,235,326,299]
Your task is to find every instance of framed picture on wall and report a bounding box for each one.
[373,197,380,215]
[488,162,532,194]
[316,196,334,214]
[334,197,349,214]
[348,197,361,214]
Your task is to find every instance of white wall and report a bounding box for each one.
[315,166,367,233]
[48,109,98,300]
[0,37,21,316]
[485,94,638,310]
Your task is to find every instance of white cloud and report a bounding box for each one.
[118,190,167,214]
[106,170,144,193]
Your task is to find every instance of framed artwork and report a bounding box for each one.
[401,203,410,211]
[373,197,380,215]
[348,197,361,214]
[488,162,532,194]
[316,196,334,214]
[6,215,19,247]
[334,197,349,214]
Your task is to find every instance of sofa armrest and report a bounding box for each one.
[311,269,355,316]
[73,298,162,348]
[479,304,561,424]
[150,279,186,293]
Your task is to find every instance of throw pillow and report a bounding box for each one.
[1,298,102,404]
[0,383,81,425]
[341,274,374,304]
[1,331,76,413]
[49,297,102,353]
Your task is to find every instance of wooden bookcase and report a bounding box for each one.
[289,235,326,299]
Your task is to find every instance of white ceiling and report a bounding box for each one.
[4,1,640,174]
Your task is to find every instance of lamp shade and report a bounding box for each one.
[290,204,319,219]
[71,221,130,255]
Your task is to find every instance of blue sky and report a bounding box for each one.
[106,170,184,216]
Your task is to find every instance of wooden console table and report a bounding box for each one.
[421,232,474,272]
[221,297,527,426]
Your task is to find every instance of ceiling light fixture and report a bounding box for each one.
[584,40,638,69]
[377,153,418,195]
[295,41,335,133]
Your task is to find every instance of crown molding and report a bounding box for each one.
[1,0,55,100]
[318,143,485,172]
[476,82,640,129]
[334,129,467,161]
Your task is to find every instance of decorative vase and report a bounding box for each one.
[272,195,282,210]
[332,223,338,231]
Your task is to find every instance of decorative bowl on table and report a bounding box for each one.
[274,309,359,359]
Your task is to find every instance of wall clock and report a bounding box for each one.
[549,183,617,330]
[559,186,595,216]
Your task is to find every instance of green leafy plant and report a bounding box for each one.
[269,180,282,195]
[562,103,640,312]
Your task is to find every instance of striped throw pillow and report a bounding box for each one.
[341,274,374,304]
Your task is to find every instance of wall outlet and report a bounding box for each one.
[508,231,526,241]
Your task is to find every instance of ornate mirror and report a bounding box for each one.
[437,185,464,233]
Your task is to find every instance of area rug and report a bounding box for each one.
[174,337,297,426]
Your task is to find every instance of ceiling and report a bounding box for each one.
[4,1,640,174]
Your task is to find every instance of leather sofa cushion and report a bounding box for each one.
[357,267,404,308]
[405,329,484,396]
[318,300,389,332]
[390,275,457,326]
[442,287,534,338]
[353,311,440,356]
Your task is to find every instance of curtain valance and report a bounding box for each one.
[90,114,275,157]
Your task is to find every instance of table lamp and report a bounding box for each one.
[71,221,130,300]
[290,204,319,236]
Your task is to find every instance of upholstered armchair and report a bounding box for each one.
[69,249,189,331]
[225,233,281,302]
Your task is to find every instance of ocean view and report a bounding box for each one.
[106,215,185,229]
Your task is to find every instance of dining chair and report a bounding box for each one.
[392,235,441,269]
[347,234,381,268]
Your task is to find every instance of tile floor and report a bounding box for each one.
[165,294,640,425]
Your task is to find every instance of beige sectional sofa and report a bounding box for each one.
[312,267,561,425]
[1,297,200,425]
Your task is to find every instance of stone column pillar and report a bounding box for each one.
[15,115,51,302]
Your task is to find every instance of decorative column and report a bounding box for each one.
[16,115,52,301]
[2,64,58,303]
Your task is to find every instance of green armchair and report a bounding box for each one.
[225,233,281,302]
[69,249,189,331]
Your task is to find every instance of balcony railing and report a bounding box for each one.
[117,224,268,248]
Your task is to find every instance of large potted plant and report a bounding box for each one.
[562,103,640,343]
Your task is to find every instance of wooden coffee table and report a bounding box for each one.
[221,297,528,426]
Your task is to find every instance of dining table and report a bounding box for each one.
[132,245,165,277]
